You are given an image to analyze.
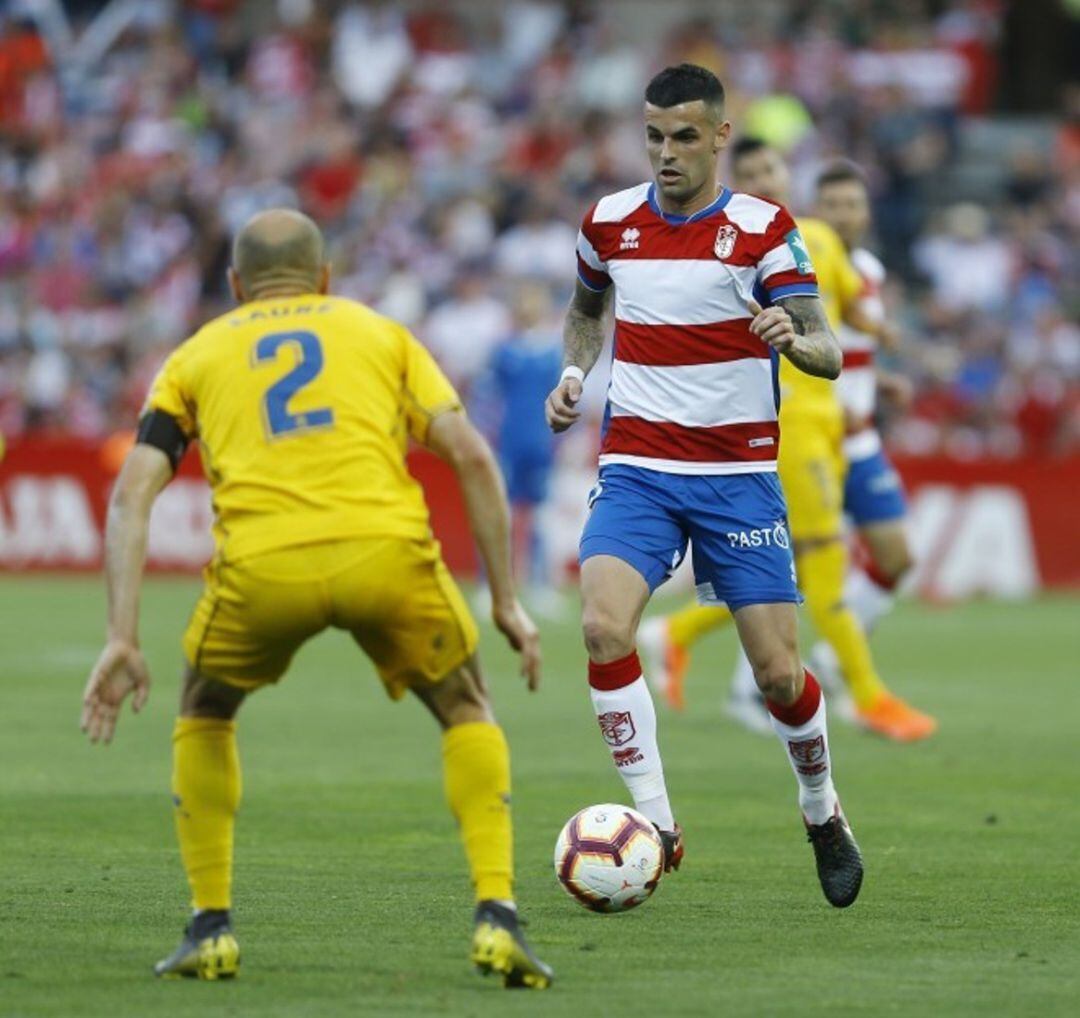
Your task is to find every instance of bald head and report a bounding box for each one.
[230,209,328,300]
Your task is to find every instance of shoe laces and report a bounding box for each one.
[806,816,843,849]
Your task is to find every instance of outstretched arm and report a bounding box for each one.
[424,409,541,690]
[749,295,842,380]
[546,280,612,433]
[81,443,173,743]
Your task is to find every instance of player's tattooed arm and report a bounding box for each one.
[563,279,611,375]
[547,280,612,433]
[750,295,842,380]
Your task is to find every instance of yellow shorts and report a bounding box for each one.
[181,537,479,700]
[778,410,847,542]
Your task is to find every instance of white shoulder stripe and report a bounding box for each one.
[757,242,798,281]
[593,183,652,223]
[724,192,782,234]
[576,229,607,271]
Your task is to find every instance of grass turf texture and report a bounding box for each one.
[1,577,1077,1017]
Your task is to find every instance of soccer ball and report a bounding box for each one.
[553,803,664,913]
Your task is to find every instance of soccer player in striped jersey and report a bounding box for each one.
[808,161,916,676]
[641,138,936,744]
[546,64,863,908]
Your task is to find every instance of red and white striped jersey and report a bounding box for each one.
[836,247,886,430]
[576,182,819,474]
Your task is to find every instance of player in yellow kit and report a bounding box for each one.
[80,209,553,988]
[641,139,935,742]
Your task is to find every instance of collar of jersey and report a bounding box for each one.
[647,183,732,225]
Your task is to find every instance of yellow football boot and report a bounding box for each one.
[153,911,239,980]
[470,902,553,989]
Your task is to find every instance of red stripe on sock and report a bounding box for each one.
[766,670,822,727]
[864,559,899,592]
[588,652,642,691]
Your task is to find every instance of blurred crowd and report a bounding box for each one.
[0,0,1077,458]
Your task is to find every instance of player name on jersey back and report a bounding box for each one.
[576,182,819,475]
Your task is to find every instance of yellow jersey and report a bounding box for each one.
[145,294,461,563]
[778,216,865,419]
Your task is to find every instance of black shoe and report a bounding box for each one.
[805,809,863,908]
[655,823,684,872]
[153,910,240,979]
[471,901,553,989]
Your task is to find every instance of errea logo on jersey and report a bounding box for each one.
[620,227,641,250]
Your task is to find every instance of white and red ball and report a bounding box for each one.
[553,803,664,913]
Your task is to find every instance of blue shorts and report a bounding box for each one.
[579,465,799,611]
[844,447,907,525]
[501,449,553,505]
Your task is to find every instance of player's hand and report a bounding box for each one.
[545,377,583,433]
[748,299,797,354]
[492,597,542,691]
[877,370,914,409]
[81,639,150,744]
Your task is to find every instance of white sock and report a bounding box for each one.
[730,645,758,699]
[846,568,895,633]
[766,674,839,826]
[589,659,674,831]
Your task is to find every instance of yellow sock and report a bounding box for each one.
[442,722,513,903]
[797,541,887,709]
[172,717,241,911]
[667,603,732,649]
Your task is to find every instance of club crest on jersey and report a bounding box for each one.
[714,223,738,260]
[620,227,641,250]
[598,710,636,747]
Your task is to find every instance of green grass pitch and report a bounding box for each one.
[1,576,1077,1017]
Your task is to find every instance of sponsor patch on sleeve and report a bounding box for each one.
[785,228,814,275]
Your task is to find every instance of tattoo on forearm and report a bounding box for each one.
[777,295,842,379]
[563,280,611,376]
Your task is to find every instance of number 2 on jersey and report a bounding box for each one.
[254,330,334,438]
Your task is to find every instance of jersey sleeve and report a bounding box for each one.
[142,346,197,439]
[754,206,819,302]
[576,204,612,292]
[401,329,463,443]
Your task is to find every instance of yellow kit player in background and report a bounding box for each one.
[79,209,553,988]
[641,139,935,743]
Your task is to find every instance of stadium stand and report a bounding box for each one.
[0,0,1076,458]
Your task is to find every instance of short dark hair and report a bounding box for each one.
[645,63,725,112]
[730,136,770,165]
[816,159,868,191]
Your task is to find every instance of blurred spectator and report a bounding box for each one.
[914,203,1011,314]
[421,270,511,390]
[485,281,562,605]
